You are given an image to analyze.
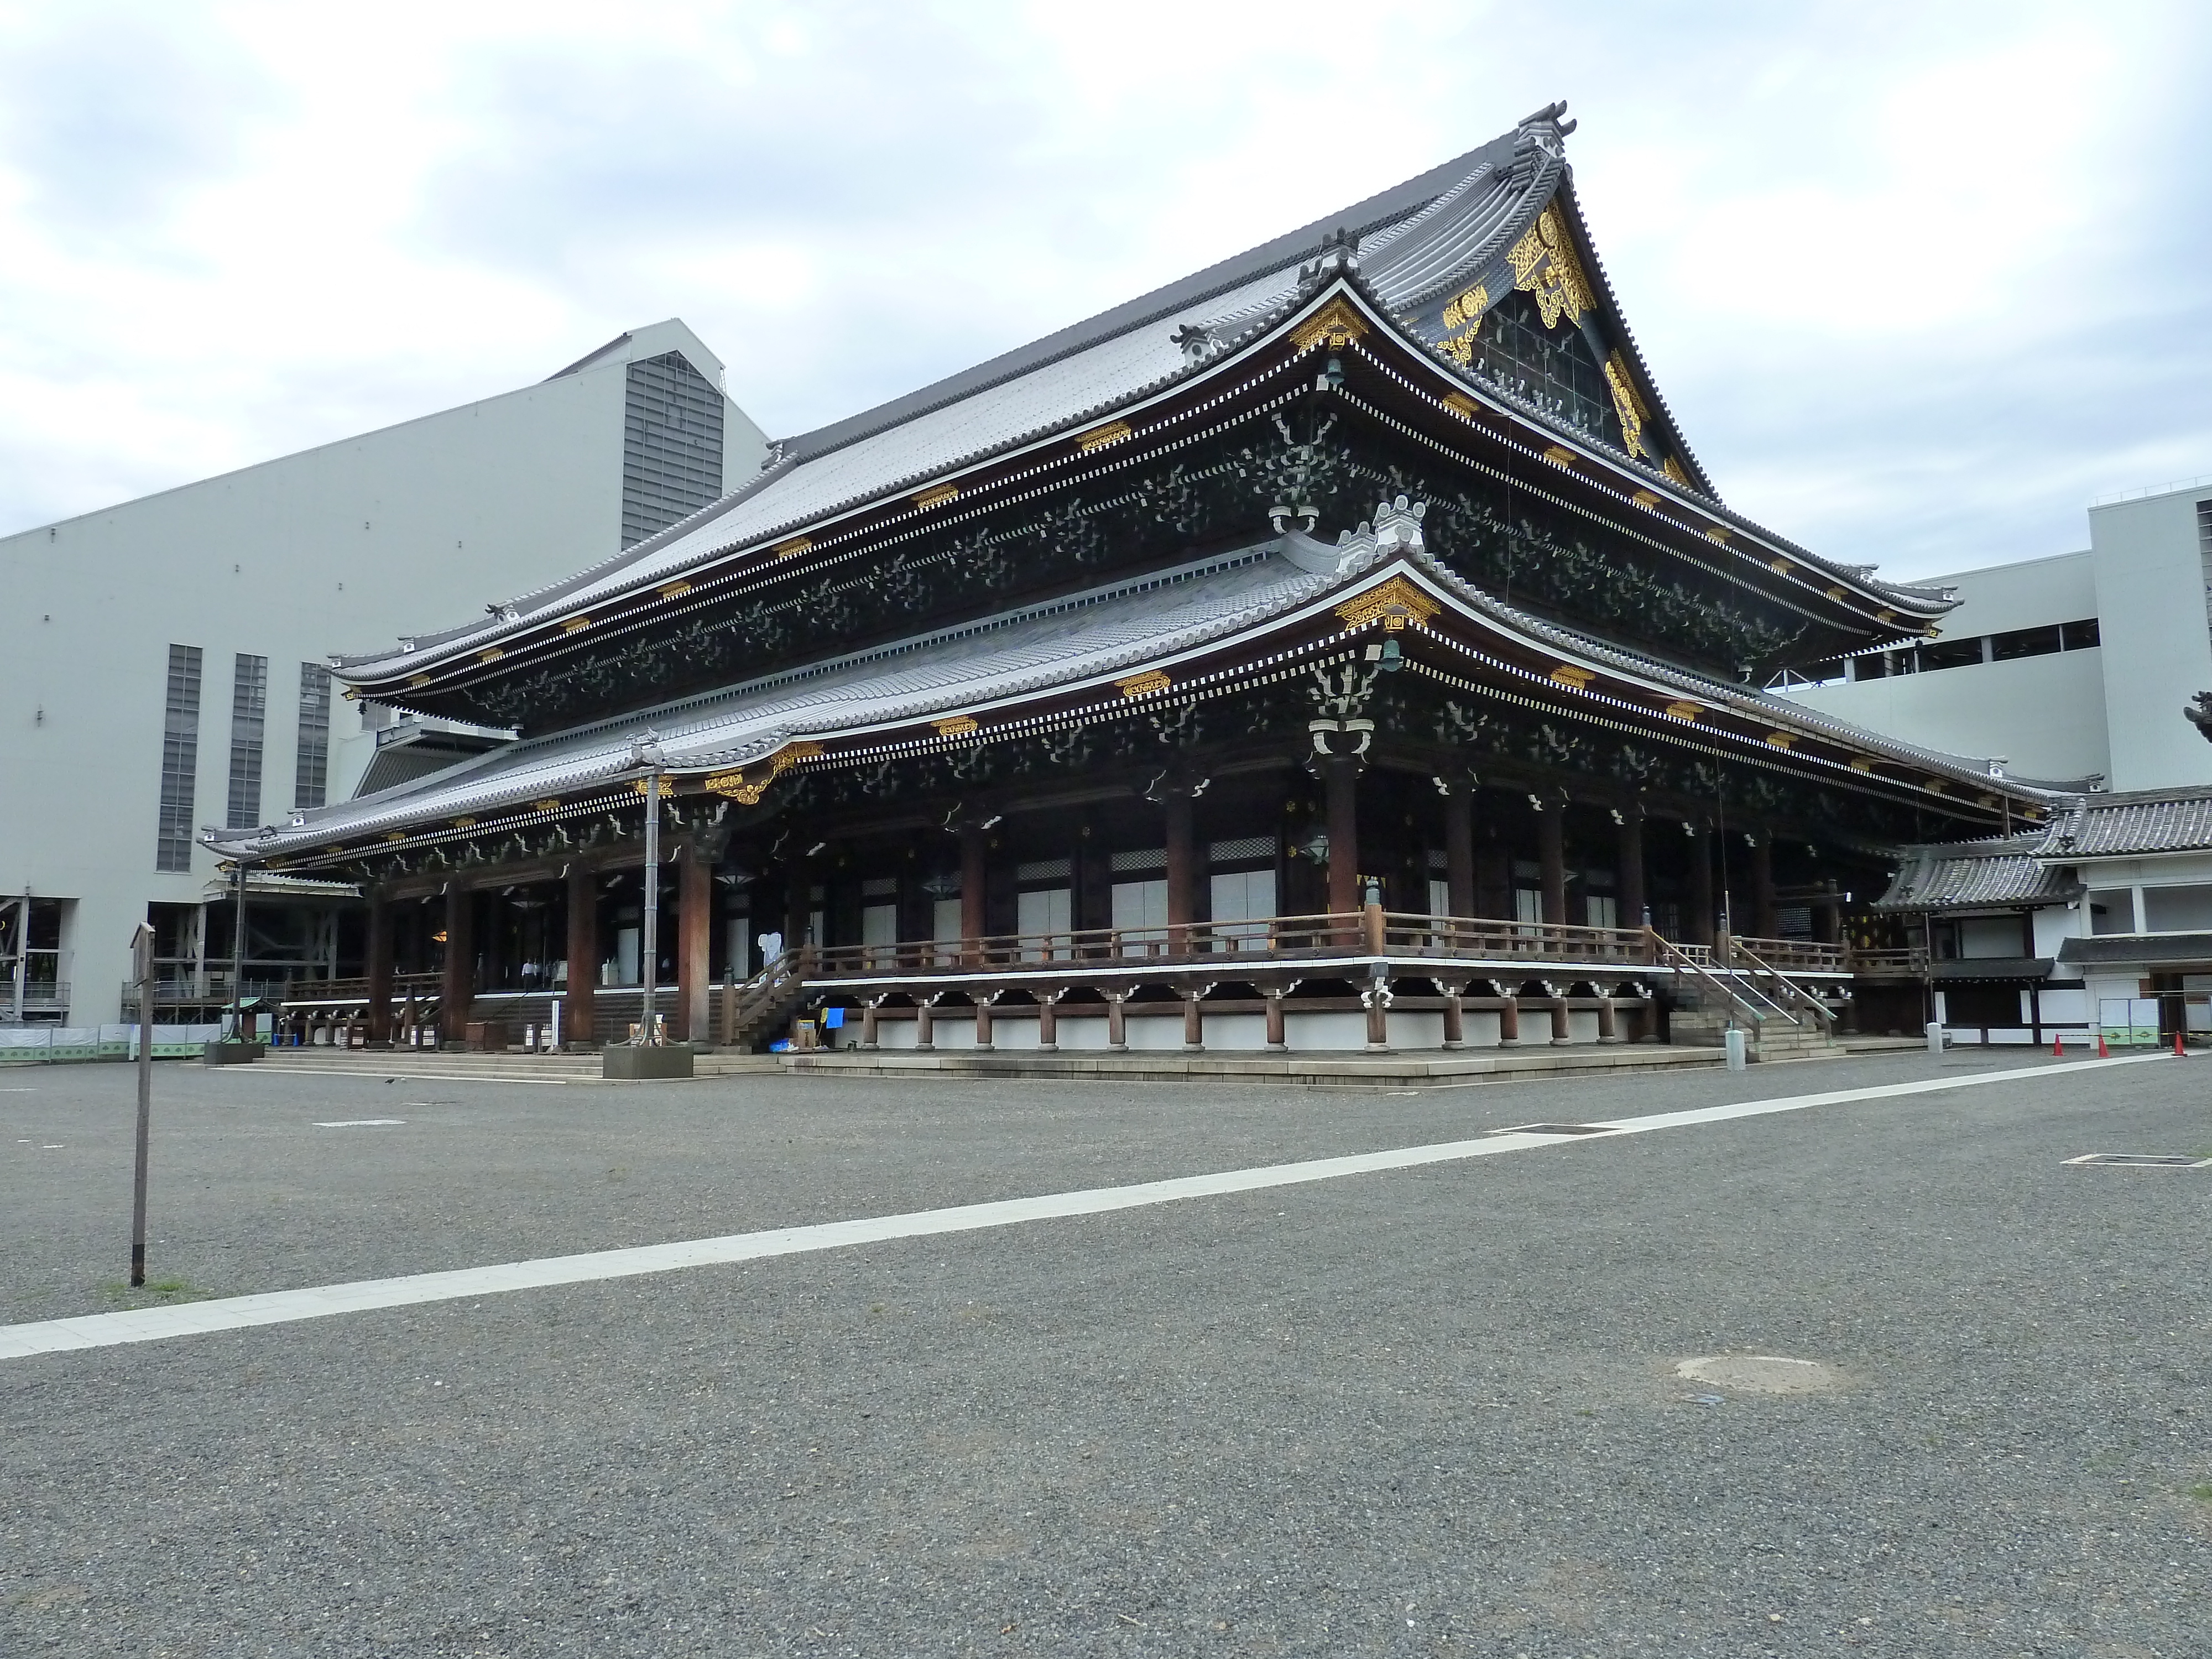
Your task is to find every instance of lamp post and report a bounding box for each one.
[129,922,155,1287]
[630,732,665,1046]
[228,858,248,1044]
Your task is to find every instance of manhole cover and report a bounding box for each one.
[2063,1152,2212,1168]
[1673,1355,1845,1395]
[1495,1123,1613,1136]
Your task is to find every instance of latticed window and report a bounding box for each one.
[227,653,269,827]
[155,645,202,873]
[294,662,332,809]
[620,352,726,547]
[1465,291,1625,449]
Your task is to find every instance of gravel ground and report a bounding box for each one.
[3,1050,2208,1656]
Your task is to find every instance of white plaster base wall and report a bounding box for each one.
[847,1005,1589,1052]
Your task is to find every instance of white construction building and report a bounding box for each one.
[0,321,765,1026]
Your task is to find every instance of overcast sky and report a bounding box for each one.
[1,1,2204,581]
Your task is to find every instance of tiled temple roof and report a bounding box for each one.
[1874,839,2081,912]
[2043,786,2212,857]
[332,104,1950,686]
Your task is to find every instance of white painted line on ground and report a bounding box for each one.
[0,1052,2164,1363]
[252,1066,590,1086]
[312,1119,408,1128]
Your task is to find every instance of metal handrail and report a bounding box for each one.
[1725,937,1837,1032]
[1647,929,1767,1031]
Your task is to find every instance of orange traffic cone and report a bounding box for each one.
[2176,1031,2188,1057]
[2097,1032,2110,1058]
[2052,1034,2064,1057]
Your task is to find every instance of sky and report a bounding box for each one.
[0,0,2205,582]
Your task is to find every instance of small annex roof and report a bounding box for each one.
[211,499,2048,866]
[2043,785,2212,858]
[331,104,1950,690]
[1873,838,2083,912]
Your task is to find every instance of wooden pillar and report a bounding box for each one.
[1499,990,1521,1046]
[1597,993,1620,1044]
[973,993,994,1052]
[1445,788,1475,920]
[1813,881,1841,945]
[1617,805,1646,931]
[1164,791,1195,952]
[1106,990,1128,1050]
[1441,980,1465,1048]
[1181,989,1204,1051]
[1477,842,1512,921]
[1548,994,1572,1046]
[785,857,812,951]
[366,886,393,1046]
[565,864,597,1048]
[959,822,987,962]
[1324,755,1361,918]
[915,995,937,1051]
[440,880,473,1046]
[1687,826,1715,946]
[1537,802,1567,926]
[1036,993,1059,1052]
[860,996,881,1051]
[676,845,711,1044]
[1264,987,1287,1051]
[1750,833,1777,940]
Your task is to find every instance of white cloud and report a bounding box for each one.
[0,0,2204,582]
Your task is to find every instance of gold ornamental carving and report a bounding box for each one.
[531,798,561,813]
[1290,296,1369,354]
[1440,283,1489,332]
[562,616,591,634]
[478,648,504,665]
[658,580,692,600]
[1549,665,1593,690]
[630,776,674,799]
[933,715,979,738]
[1663,700,1703,722]
[703,742,824,807]
[1077,420,1132,453]
[773,535,812,560]
[1505,201,1595,331]
[1541,445,1577,469]
[912,483,959,510]
[1115,670,1172,698]
[1603,350,1650,460]
[1333,576,1441,633]
[1661,456,1691,487]
[1441,392,1479,420]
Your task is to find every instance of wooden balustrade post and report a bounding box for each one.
[1537,800,1567,926]
[1164,790,1195,955]
[1617,802,1646,930]
[440,879,473,1048]
[1499,990,1521,1046]
[1361,901,1386,955]
[1445,786,1475,920]
[677,844,711,1044]
[366,885,393,1047]
[565,863,597,1050]
[960,822,987,967]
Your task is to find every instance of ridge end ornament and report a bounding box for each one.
[1290,296,1370,354]
[1335,574,1441,634]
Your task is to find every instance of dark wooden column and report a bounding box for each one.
[1749,833,1777,940]
[1477,842,1511,921]
[1813,880,1841,945]
[1686,825,1715,946]
[676,844,712,1043]
[440,880,473,1045]
[1164,790,1196,951]
[959,822,987,960]
[785,854,812,950]
[1324,757,1361,917]
[1617,804,1646,931]
[1537,802,1567,927]
[565,863,597,1047]
[1444,787,1475,920]
[365,885,393,1046]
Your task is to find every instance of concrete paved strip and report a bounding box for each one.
[0,1052,2162,1363]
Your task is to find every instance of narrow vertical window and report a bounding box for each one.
[294,662,332,809]
[155,645,203,872]
[227,653,269,827]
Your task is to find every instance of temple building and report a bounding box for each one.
[205,104,2065,1058]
